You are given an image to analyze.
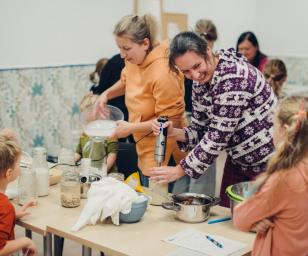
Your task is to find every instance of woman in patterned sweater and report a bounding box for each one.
[150,31,276,207]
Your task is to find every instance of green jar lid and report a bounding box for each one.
[225,185,244,202]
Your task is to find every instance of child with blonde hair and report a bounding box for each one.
[0,135,37,256]
[233,96,308,255]
[75,94,118,173]
[263,59,287,98]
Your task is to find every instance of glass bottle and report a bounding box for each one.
[18,162,37,206]
[32,147,49,197]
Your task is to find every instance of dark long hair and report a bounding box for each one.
[236,31,266,68]
[169,31,209,74]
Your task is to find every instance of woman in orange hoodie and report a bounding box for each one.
[96,14,187,186]
[233,95,308,256]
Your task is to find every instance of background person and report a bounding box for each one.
[263,59,287,98]
[96,15,187,188]
[233,96,308,256]
[0,128,18,141]
[89,58,109,91]
[150,31,276,207]
[91,54,129,124]
[236,31,268,72]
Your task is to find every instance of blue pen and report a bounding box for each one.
[207,216,232,224]
[206,235,223,248]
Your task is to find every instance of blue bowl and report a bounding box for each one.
[119,196,148,223]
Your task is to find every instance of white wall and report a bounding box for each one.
[0,0,134,69]
[1,0,308,69]
[256,0,308,58]
[162,0,257,52]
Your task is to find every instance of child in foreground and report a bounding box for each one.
[0,135,37,256]
[233,95,308,255]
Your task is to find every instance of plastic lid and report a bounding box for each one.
[225,185,244,202]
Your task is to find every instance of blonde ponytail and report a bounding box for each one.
[266,96,308,175]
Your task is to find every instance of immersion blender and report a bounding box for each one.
[149,116,169,205]
[154,116,168,166]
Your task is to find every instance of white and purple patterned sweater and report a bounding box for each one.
[179,48,276,179]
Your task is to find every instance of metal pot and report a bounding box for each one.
[162,193,220,223]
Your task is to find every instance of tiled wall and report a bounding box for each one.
[277,56,308,95]
[0,65,94,153]
[0,56,307,153]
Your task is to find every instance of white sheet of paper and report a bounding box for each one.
[163,229,246,256]
[167,247,209,256]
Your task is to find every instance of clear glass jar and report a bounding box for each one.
[58,148,75,172]
[32,147,49,197]
[88,137,107,176]
[18,163,37,206]
[60,169,81,208]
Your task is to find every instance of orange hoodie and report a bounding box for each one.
[233,160,308,256]
[121,41,187,175]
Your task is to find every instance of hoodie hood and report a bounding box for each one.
[217,48,248,64]
[139,40,169,69]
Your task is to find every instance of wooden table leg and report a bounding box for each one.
[82,245,92,256]
[25,229,32,239]
[54,235,64,256]
[43,232,52,256]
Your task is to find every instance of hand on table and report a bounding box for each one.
[16,199,37,219]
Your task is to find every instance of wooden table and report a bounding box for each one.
[16,185,255,256]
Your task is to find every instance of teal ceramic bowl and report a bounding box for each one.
[119,195,148,223]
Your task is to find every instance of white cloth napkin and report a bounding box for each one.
[71,177,138,231]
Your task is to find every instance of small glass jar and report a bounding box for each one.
[18,163,37,206]
[32,147,49,197]
[60,169,81,208]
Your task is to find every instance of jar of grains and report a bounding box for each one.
[60,168,81,208]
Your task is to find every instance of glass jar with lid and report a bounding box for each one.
[32,147,49,197]
[18,162,37,206]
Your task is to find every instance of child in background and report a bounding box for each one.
[75,94,118,173]
[0,135,37,256]
[89,58,108,92]
[263,59,287,98]
[0,128,18,141]
[233,96,308,256]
